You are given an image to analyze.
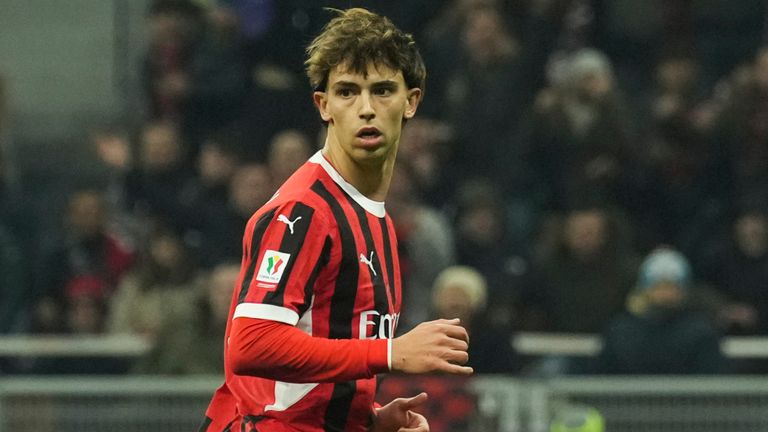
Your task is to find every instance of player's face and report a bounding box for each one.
[313,63,421,165]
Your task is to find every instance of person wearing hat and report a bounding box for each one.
[595,247,725,374]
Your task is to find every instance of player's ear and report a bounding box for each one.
[403,88,422,120]
[313,92,332,123]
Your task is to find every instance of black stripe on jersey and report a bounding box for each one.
[311,180,359,431]
[344,194,389,327]
[263,202,315,307]
[298,237,332,316]
[238,208,278,304]
[324,381,357,432]
[379,217,397,307]
[310,181,359,338]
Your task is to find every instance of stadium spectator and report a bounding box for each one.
[529,205,638,333]
[25,275,130,375]
[266,128,313,187]
[432,266,518,374]
[198,163,273,266]
[633,54,721,251]
[136,262,239,374]
[712,46,768,207]
[437,3,541,190]
[108,227,199,338]
[524,48,639,212]
[119,120,198,233]
[144,0,248,155]
[30,189,134,334]
[395,117,454,207]
[452,179,532,329]
[191,127,245,210]
[697,204,768,335]
[596,247,724,374]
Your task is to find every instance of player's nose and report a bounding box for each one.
[358,92,375,120]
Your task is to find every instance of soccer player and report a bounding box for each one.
[199,8,472,432]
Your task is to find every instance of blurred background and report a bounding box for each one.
[3,0,768,430]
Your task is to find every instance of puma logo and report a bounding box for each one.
[277,214,302,235]
[360,251,376,276]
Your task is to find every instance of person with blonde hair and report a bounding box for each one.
[432,266,518,374]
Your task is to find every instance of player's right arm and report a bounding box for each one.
[228,201,471,383]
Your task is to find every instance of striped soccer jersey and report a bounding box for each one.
[200,151,402,432]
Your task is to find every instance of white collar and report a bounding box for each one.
[309,151,386,218]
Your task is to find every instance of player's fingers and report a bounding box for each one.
[399,411,430,432]
[398,392,428,410]
[442,349,469,365]
[425,318,461,326]
[443,336,468,351]
[439,363,474,376]
[438,324,470,343]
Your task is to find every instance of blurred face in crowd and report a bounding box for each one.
[148,9,199,49]
[67,191,106,240]
[67,295,105,334]
[208,264,240,323]
[198,142,238,187]
[458,204,503,247]
[268,130,313,185]
[141,122,182,172]
[646,280,685,309]
[150,232,185,270]
[463,7,509,65]
[433,283,475,325]
[564,209,608,261]
[229,164,273,218]
[735,213,768,258]
[577,70,613,102]
[314,63,420,169]
[656,57,698,94]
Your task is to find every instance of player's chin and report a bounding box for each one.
[351,144,390,162]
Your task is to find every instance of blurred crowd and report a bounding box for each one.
[2,0,768,379]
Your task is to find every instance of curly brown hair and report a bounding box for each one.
[305,8,426,93]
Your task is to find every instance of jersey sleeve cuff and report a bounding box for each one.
[367,339,390,375]
[233,303,300,325]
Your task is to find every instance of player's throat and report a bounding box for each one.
[321,137,396,202]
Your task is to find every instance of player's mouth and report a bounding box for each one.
[355,127,383,147]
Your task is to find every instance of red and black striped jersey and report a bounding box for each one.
[200,151,402,432]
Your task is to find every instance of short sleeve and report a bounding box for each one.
[233,201,332,325]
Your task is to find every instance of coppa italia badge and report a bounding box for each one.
[256,250,291,284]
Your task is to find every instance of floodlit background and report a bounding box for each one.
[2,1,768,431]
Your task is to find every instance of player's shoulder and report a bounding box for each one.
[246,175,336,232]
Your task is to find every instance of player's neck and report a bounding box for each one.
[321,141,395,202]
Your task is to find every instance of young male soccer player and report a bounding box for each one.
[199,8,472,432]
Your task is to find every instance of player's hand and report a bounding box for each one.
[371,393,429,432]
[391,318,473,375]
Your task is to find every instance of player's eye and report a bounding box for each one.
[373,87,393,97]
[336,88,355,98]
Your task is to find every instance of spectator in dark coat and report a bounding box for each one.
[596,247,724,374]
[529,206,638,333]
[698,206,768,335]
